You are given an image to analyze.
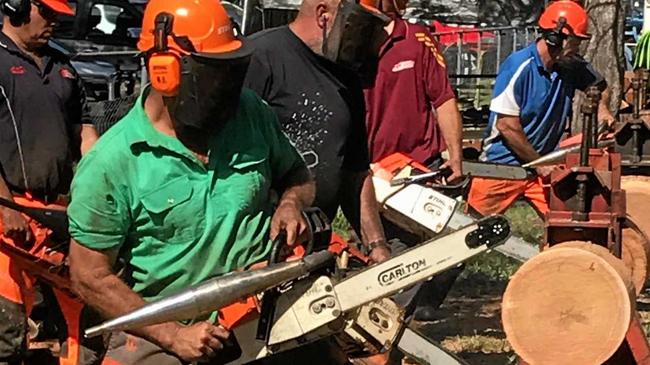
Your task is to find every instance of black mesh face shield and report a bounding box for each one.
[322,0,390,71]
[170,53,251,134]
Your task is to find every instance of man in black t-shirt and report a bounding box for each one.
[0,1,99,363]
[244,0,392,265]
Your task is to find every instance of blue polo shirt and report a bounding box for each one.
[480,42,603,165]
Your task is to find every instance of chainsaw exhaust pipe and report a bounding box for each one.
[522,139,615,168]
[84,250,334,338]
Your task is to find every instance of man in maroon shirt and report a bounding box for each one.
[363,0,463,181]
[362,0,464,327]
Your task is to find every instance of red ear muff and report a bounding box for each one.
[148,12,181,95]
[148,52,181,95]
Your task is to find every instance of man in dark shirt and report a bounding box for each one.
[0,0,97,363]
[244,0,391,265]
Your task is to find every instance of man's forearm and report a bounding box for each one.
[80,124,99,156]
[70,243,179,349]
[597,88,615,125]
[358,173,385,244]
[436,98,463,163]
[277,164,315,209]
[496,116,540,163]
[0,174,13,200]
[75,271,179,347]
[339,170,385,245]
[501,130,540,162]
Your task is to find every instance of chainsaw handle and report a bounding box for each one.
[268,230,288,265]
[428,175,471,190]
[390,167,452,187]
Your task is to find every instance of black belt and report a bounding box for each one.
[32,192,64,205]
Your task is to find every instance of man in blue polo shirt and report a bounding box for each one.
[467,0,614,217]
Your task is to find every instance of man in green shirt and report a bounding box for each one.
[67,0,314,364]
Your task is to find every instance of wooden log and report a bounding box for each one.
[622,224,650,295]
[621,176,650,294]
[622,175,650,236]
[502,241,635,365]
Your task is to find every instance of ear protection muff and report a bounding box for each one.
[147,12,183,95]
[543,16,568,49]
[2,0,31,24]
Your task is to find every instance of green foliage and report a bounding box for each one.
[635,32,650,69]
[332,209,352,240]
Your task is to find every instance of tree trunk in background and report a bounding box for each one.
[572,0,626,132]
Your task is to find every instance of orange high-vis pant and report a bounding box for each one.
[466,176,550,217]
[0,196,85,365]
[0,196,62,312]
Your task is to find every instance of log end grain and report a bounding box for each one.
[502,242,634,365]
[622,176,650,236]
[622,226,650,295]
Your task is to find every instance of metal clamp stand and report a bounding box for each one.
[616,70,650,174]
[545,87,625,253]
[531,87,650,365]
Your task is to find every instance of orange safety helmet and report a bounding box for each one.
[138,0,252,95]
[538,0,590,39]
[359,0,382,13]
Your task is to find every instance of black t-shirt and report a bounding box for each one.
[244,26,370,220]
[0,32,90,197]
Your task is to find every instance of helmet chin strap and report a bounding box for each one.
[391,0,404,16]
[321,15,330,56]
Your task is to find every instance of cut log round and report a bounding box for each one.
[621,176,650,294]
[622,175,650,236]
[622,224,650,295]
[502,241,634,365]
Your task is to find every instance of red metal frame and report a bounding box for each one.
[545,149,625,252]
[519,315,650,365]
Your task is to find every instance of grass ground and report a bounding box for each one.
[416,201,535,365]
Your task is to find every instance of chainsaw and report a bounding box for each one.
[371,153,539,263]
[85,212,510,364]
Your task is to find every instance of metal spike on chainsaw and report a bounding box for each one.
[522,139,615,168]
[84,250,334,338]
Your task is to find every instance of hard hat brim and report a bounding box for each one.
[191,37,254,60]
[40,0,74,15]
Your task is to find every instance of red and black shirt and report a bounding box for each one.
[0,31,91,198]
[364,18,456,165]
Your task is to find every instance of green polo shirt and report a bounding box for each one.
[68,87,305,304]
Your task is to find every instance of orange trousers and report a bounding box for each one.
[0,196,65,311]
[0,196,86,365]
[466,177,550,217]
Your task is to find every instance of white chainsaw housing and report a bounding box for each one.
[227,218,507,364]
[372,167,457,238]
